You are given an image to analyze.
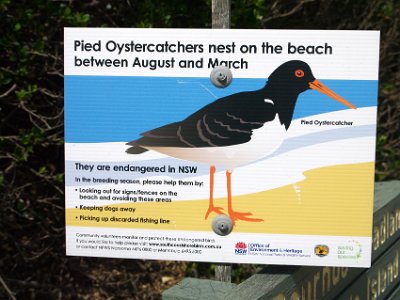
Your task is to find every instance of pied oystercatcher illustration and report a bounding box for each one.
[126,60,357,224]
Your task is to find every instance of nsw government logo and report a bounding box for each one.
[235,242,247,255]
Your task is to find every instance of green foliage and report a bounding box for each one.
[16,84,38,101]
[62,6,91,25]
[231,0,265,28]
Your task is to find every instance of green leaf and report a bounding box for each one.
[14,22,21,31]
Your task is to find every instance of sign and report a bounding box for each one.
[64,28,379,267]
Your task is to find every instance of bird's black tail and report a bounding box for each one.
[126,143,148,154]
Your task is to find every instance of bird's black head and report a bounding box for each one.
[267,60,315,94]
[264,60,356,130]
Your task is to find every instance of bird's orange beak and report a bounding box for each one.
[309,79,357,110]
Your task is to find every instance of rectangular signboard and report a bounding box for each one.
[64,28,379,267]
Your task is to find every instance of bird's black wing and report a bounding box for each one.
[178,90,277,147]
[126,89,277,152]
[126,122,187,153]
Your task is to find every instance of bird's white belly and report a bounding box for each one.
[149,117,286,170]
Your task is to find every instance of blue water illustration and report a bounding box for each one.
[64,76,377,143]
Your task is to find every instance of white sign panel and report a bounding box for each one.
[65,28,379,267]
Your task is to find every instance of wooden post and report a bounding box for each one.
[214,263,232,282]
[212,0,231,29]
[212,0,232,283]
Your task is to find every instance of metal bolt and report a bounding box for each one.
[210,66,232,88]
[212,214,233,236]
[217,71,227,81]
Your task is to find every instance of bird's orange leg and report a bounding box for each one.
[204,165,224,219]
[226,170,263,224]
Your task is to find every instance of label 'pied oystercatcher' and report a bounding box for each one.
[126,60,357,225]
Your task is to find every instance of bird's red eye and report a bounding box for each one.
[295,69,305,78]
